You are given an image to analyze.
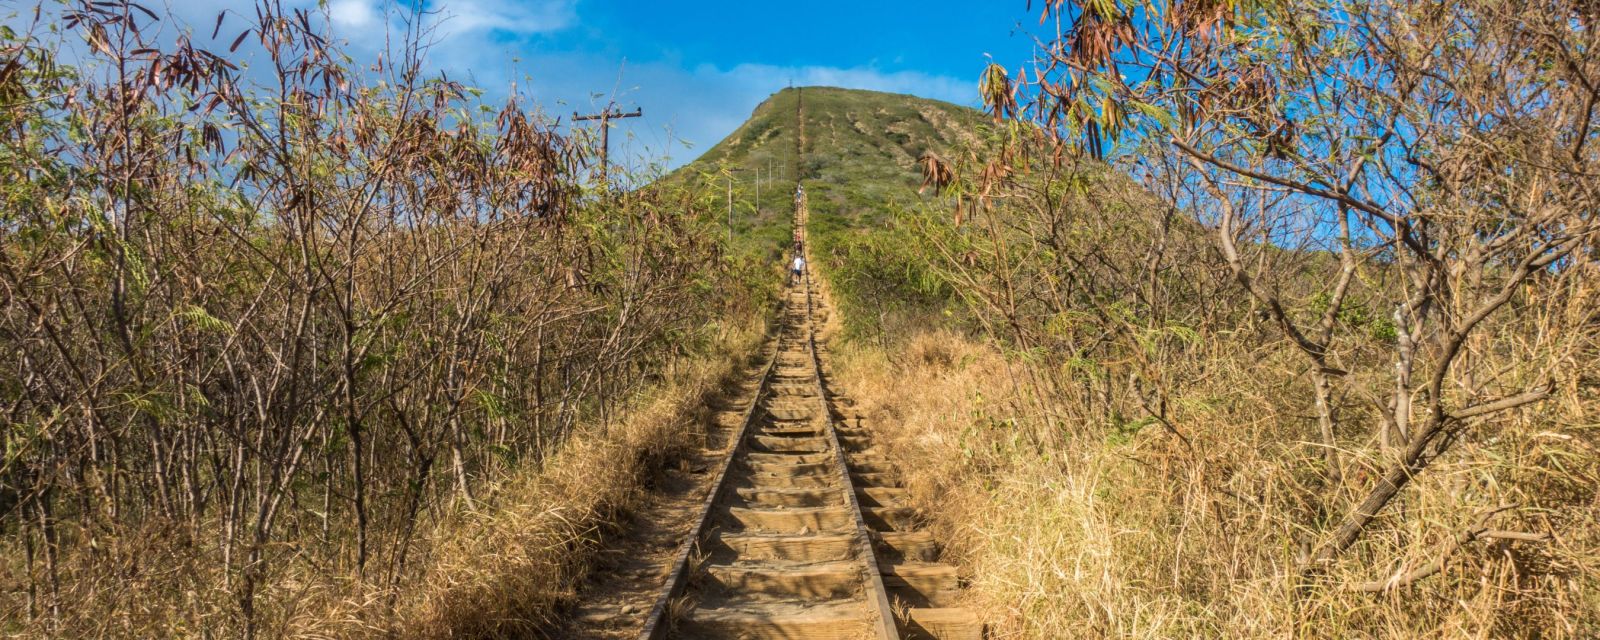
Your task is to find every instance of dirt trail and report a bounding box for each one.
[560,280,980,639]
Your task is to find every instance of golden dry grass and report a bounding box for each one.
[823,322,1598,639]
[0,320,766,639]
[386,320,765,638]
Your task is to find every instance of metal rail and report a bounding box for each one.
[636,277,898,640]
[803,273,901,640]
[636,335,779,640]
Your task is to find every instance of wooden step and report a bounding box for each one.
[874,530,939,562]
[839,434,875,450]
[745,451,830,466]
[679,600,873,640]
[865,505,920,531]
[830,410,869,423]
[900,607,983,640]
[723,505,853,533]
[750,435,828,453]
[768,383,819,397]
[850,459,896,475]
[854,486,908,508]
[883,562,960,606]
[704,561,862,599]
[850,471,901,488]
[734,487,839,509]
[735,468,833,489]
[761,424,826,437]
[711,532,856,563]
[741,459,832,476]
[761,404,816,421]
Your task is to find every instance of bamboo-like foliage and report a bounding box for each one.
[819,0,1597,633]
[0,2,754,635]
[1004,0,1600,574]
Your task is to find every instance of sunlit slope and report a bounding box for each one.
[669,86,988,254]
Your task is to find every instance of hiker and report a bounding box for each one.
[789,251,806,285]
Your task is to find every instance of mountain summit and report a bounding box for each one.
[672,86,988,249]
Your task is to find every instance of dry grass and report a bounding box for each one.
[823,322,1599,639]
[0,319,765,639]
[385,319,766,638]
[0,4,766,637]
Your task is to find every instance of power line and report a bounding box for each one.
[573,104,643,190]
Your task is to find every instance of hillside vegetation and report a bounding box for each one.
[2,0,1596,638]
[799,2,1600,638]
[666,87,986,260]
[0,5,769,636]
[645,23,1598,640]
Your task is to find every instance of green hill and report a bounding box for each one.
[669,86,989,256]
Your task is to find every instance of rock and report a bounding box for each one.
[621,603,637,615]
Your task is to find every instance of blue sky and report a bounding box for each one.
[303,0,1043,173]
[8,0,1044,174]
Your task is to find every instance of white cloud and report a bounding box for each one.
[174,0,576,53]
[13,0,973,174]
[328,0,378,30]
[732,64,972,106]
[426,0,576,40]
[287,3,975,172]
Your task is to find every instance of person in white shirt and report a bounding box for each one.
[790,252,806,285]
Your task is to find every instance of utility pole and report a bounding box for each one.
[726,173,733,244]
[795,87,804,182]
[573,103,642,190]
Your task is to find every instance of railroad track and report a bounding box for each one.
[638,277,981,640]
